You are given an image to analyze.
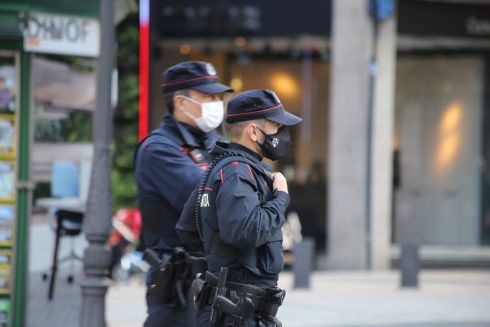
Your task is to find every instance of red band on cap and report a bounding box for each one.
[226,104,282,118]
[160,75,217,87]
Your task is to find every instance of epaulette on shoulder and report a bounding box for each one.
[218,159,256,183]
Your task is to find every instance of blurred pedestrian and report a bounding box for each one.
[108,207,142,279]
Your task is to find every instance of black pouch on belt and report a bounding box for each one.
[190,277,209,312]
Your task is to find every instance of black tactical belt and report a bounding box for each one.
[205,271,267,297]
[204,272,285,317]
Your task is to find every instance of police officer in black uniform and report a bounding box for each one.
[178,89,302,326]
[135,61,233,327]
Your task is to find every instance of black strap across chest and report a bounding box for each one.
[194,152,248,243]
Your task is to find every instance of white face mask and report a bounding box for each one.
[182,96,224,133]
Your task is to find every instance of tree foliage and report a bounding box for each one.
[34,111,92,142]
[112,13,139,209]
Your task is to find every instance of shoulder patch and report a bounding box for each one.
[220,160,255,182]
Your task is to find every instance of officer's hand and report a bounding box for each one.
[272,172,288,194]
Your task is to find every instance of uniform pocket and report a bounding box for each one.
[258,229,284,275]
[259,240,284,274]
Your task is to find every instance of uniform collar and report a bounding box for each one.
[162,113,212,148]
[229,142,262,162]
[212,141,272,171]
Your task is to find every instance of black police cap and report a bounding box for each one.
[225,89,302,126]
[160,61,233,94]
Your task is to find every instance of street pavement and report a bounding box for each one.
[105,269,490,327]
[27,214,490,327]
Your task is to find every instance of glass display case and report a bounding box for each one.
[0,51,17,327]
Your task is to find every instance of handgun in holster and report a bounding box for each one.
[143,248,177,304]
[144,247,208,307]
[209,267,255,327]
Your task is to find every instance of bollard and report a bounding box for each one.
[293,237,315,289]
[400,243,419,288]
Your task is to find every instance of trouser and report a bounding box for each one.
[144,283,197,327]
[144,266,197,327]
[196,306,281,327]
[108,239,128,278]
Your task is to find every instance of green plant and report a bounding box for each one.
[112,13,139,209]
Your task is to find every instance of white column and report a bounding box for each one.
[327,0,396,270]
[327,0,372,270]
[372,15,397,270]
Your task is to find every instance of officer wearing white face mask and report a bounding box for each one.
[179,95,225,133]
[135,61,233,327]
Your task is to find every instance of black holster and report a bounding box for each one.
[196,270,285,327]
[144,247,207,307]
[190,277,210,312]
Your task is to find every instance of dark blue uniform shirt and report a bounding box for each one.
[135,113,220,253]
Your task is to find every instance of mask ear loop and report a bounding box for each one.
[178,95,201,120]
[254,125,267,146]
[181,95,201,106]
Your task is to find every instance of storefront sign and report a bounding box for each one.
[24,12,100,57]
[152,0,331,38]
[398,0,490,39]
[466,16,490,36]
[153,0,490,40]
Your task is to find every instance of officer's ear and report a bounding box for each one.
[247,123,261,143]
[173,95,187,113]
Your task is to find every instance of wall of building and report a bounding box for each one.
[394,56,483,246]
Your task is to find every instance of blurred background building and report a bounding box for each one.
[140,0,490,270]
[0,0,489,326]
